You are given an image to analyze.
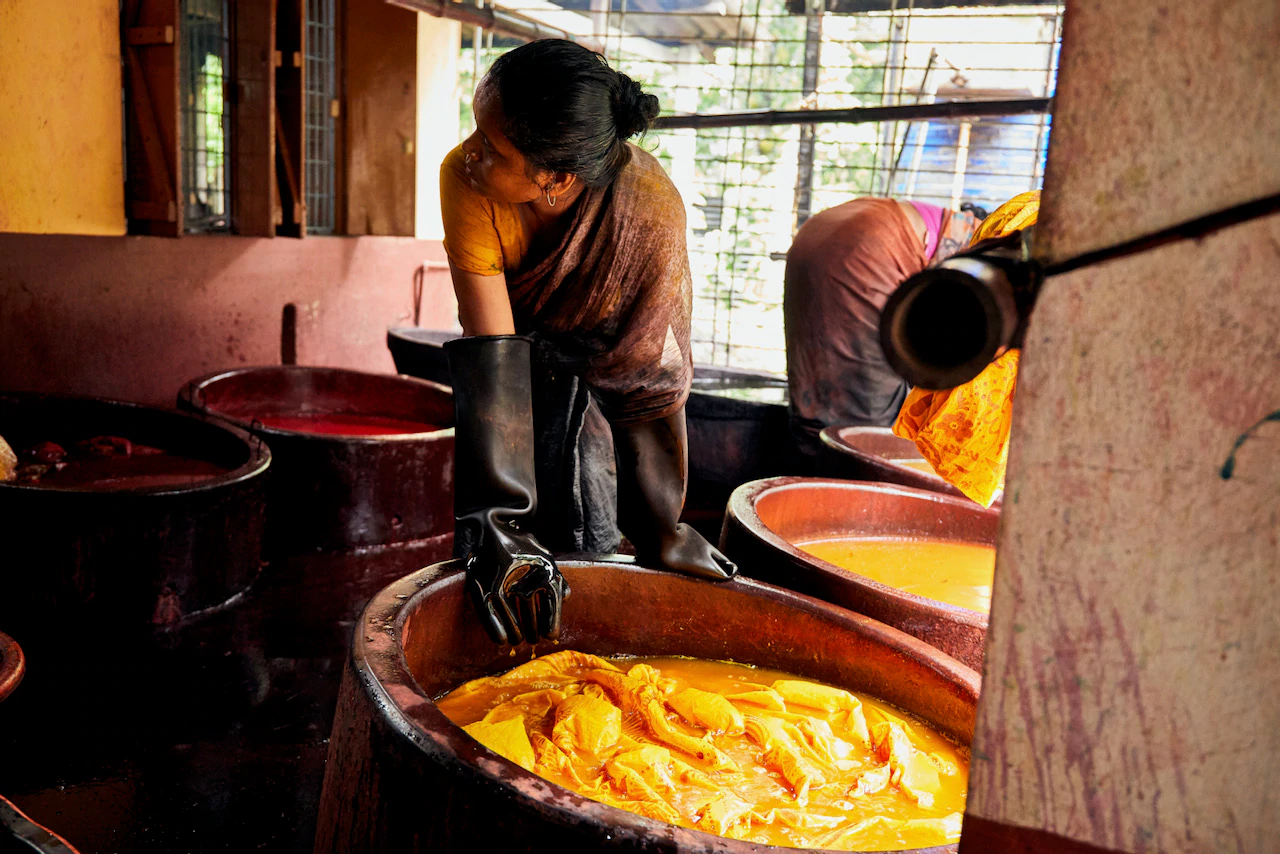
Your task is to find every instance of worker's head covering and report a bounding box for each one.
[971,190,1040,245]
[891,190,1041,508]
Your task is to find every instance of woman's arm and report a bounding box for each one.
[449,261,516,336]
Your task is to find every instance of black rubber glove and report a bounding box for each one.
[462,520,566,647]
[446,335,570,646]
[612,409,737,581]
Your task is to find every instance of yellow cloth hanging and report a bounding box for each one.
[892,191,1040,507]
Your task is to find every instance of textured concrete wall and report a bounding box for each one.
[1037,0,1280,264]
[0,235,458,407]
[963,0,1280,851]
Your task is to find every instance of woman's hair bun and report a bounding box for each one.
[614,73,660,139]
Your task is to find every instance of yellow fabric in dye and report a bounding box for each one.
[438,651,969,851]
[892,191,1040,507]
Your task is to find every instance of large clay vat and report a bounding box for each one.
[0,631,23,703]
[720,478,999,671]
[179,366,455,555]
[314,558,979,854]
[819,426,967,500]
[0,393,269,639]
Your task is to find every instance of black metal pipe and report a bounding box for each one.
[654,97,1051,131]
[880,230,1037,390]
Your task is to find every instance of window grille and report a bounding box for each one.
[306,0,339,235]
[180,0,231,233]
[456,2,1063,374]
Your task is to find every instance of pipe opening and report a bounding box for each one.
[901,278,990,373]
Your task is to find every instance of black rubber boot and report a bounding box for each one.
[612,409,737,581]
[446,335,568,646]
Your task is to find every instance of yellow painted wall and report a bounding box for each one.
[0,0,126,235]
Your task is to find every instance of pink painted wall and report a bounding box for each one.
[0,234,459,407]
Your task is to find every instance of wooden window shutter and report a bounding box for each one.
[122,0,182,236]
[233,0,278,236]
[275,0,306,236]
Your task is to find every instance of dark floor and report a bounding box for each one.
[0,538,451,854]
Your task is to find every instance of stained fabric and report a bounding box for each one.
[784,199,980,465]
[438,651,969,851]
[892,190,1041,507]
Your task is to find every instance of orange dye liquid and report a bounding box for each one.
[438,652,968,851]
[798,538,994,614]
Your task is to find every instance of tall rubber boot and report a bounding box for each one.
[612,409,737,580]
[446,335,568,646]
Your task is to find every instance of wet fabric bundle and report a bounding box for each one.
[438,650,968,851]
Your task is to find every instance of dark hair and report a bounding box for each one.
[483,39,660,188]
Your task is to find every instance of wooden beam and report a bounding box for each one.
[232,0,277,236]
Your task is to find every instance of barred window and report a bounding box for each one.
[180,0,231,234]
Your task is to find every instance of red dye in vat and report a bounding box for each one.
[16,438,230,491]
[254,412,441,436]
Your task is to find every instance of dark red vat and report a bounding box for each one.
[314,558,979,854]
[819,426,969,500]
[0,393,269,639]
[0,631,23,703]
[720,478,999,671]
[179,366,455,555]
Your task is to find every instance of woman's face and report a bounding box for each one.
[460,83,547,204]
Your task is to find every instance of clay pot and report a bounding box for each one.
[819,426,968,500]
[179,366,455,555]
[720,478,999,671]
[314,558,978,854]
[0,631,23,703]
[0,392,269,640]
[684,367,791,539]
[386,327,454,386]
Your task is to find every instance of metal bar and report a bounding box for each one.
[791,0,822,229]
[654,97,1050,130]
[388,0,605,51]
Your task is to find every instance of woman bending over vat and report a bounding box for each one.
[440,40,735,647]
[783,199,983,468]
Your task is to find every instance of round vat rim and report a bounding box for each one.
[818,426,961,496]
[0,630,26,702]
[353,557,974,854]
[180,365,456,444]
[728,476,997,629]
[0,391,272,497]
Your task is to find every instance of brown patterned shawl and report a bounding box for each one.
[507,143,693,426]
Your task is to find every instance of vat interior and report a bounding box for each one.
[0,394,250,474]
[198,368,454,429]
[753,483,998,550]
[836,427,927,464]
[399,562,976,747]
